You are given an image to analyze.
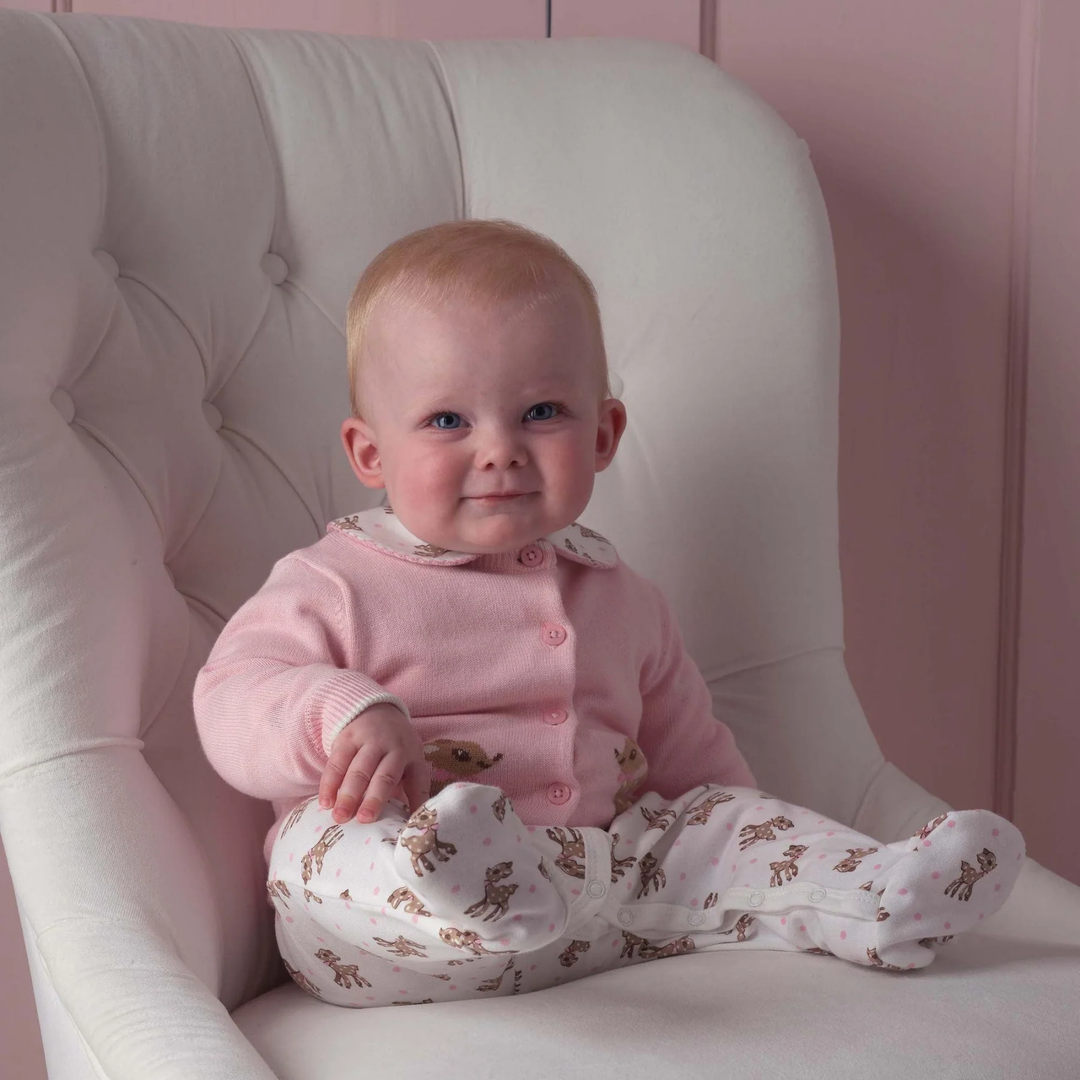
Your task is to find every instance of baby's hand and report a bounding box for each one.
[319,703,430,825]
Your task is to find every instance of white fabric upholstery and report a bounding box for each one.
[0,10,1076,1079]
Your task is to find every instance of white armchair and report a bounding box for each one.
[1,10,1077,1079]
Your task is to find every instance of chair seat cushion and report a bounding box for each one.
[233,924,1080,1079]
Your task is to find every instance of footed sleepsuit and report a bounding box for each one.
[194,506,1025,1007]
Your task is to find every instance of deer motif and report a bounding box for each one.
[609,833,638,881]
[558,940,592,967]
[640,935,696,960]
[391,997,435,1006]
[718,914,754,941]
[914,813,949,841]
[398,806,458,877]
[477,958,516,993]
[640,805,678,832]
[388,886,433,917]
[703,892,719,910]
[491,793,509,822]
[279,797,313,838]
[620,931,650,959]
[373,935,428,958]
[686,790,736,826]
[463,862,518,922]
[303,889,323,905]
[439,926,514,957]
[636,852,667,898]
[315,949,371,989]
[866,947,905,971]
[944,848,997,901]
[266,879,291,909]
[546,826,587,878]
[833,846,879,873]
[738,816,794,851]
[769,844,809,886]
[283,960,322,996]
[301,825,344,885]
[613,737,648,814]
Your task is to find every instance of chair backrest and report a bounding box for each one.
[0,11,885,1008]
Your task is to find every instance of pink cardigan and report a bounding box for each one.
[192,506,755,864]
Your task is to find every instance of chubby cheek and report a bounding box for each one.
[541,434,595,507]
[392,445,464,513]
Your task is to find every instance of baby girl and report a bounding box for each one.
[193,219,1025,1007]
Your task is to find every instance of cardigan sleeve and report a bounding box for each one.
[192,551,410,801]
[634,584,756,797]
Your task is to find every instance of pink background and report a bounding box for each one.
[2,2,1077,1075]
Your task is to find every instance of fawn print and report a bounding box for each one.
[463,862,518,922]
[769,844,809,886]
[738,817,794,851]
[944,848,997,901]
[301,825,343,885]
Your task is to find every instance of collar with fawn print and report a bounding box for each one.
[327,504,618,569]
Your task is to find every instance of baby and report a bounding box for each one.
[193,219,1025,1007]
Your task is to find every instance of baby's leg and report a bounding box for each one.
[592,785,1025,972]
[267,783,613,1006]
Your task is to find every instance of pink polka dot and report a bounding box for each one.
[285,916,294,924]
[726,823,733,831]
[449,985,457,991]
[731,864,738,872]
[818,853,826,859]
[501,938,511,946]
[336,868,342,877]
[947,820,956,828]
[710,857,719,866]
[1017,853,1022,860]
[369,862,374,871]
[316,936,325,943]
[914,913,922,921]
[451,884,461,894]
[756,806,764,811]
[749,858,758,865]
[898,888,908,895]
[370,917,377,925]
[690,898,698,907]
[979,913,984,920]
[373,886,380,896]
[680,872,687,880]
[874,864,881,870]
[931,872,940,880]
[922,839,933,847]
[517,835,522,843]
[366,995,375,1001]
[392,966,401,973]
[612,939,619,948]
[944,922,951,930]
[799,925,807,932]
[840,931,847,940]
[571,888,581,896]
[530,964,538,971]
[483,837,492,846]
[470,805,477,813]
[289,853,294,861]
[528,825,537,833]
[398,989,406,995]
[995,883,1002,891]
[345,903,351,911]
[992,828,1000,837]
[826,831,835,837]
[513,914,522,921]
[365,837,371,845]
[529,884,536,893]
[549,923,556,932]
[335,924,342,930]
[674,839,682,847]
[817,819,825,824]
[908,963,915,969]
[412,914,419,924]
[381,907,386,915]
[780,917,787,925]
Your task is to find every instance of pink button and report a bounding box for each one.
[541,621,567,646]
[547,783,571,805]
[519,544,543,566]
[544,708,568,725]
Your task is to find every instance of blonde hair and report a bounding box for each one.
[345,219,610,420]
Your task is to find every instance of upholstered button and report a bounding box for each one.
[809,888,827,902]
[547,783,570,805]
[202,401,223,431]
[50,388,75,424]
[586,879,606,899]
[518,544,543,566]
[543,708,568,726]
[260,252,288,285]
[748,891,765,907]
[617,909,633,927]
[687,912,706,926]
[93,249,120,279]
[540,622,567,647]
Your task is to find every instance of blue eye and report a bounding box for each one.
[430,413,462,430]
[424,402,566,429]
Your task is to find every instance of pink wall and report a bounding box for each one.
[2,2,1077,1077]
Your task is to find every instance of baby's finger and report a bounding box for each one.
[331,745,386,824]
[319,741,360,810]
[356,754,406,824]
[401,759,432,814]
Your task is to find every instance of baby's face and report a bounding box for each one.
[341,288,626,555]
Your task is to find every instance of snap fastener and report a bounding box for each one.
[748,891,764,907]
[540,622,567,647]
[50,388,75,424]
[260,252,288,285]
[543,708,567,725]
[547,783,570,805]
[92,249,120,279]
[809,888,827,902]
[617,909,633,926]
[202,401,223,431]
[518,544,543,566]
[688,912,706,926]
[586,879,606,899]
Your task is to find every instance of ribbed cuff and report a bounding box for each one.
[315,672,412,756]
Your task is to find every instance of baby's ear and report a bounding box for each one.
[340,416,385,489]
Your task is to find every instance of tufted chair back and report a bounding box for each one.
[0,11,947,1077]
